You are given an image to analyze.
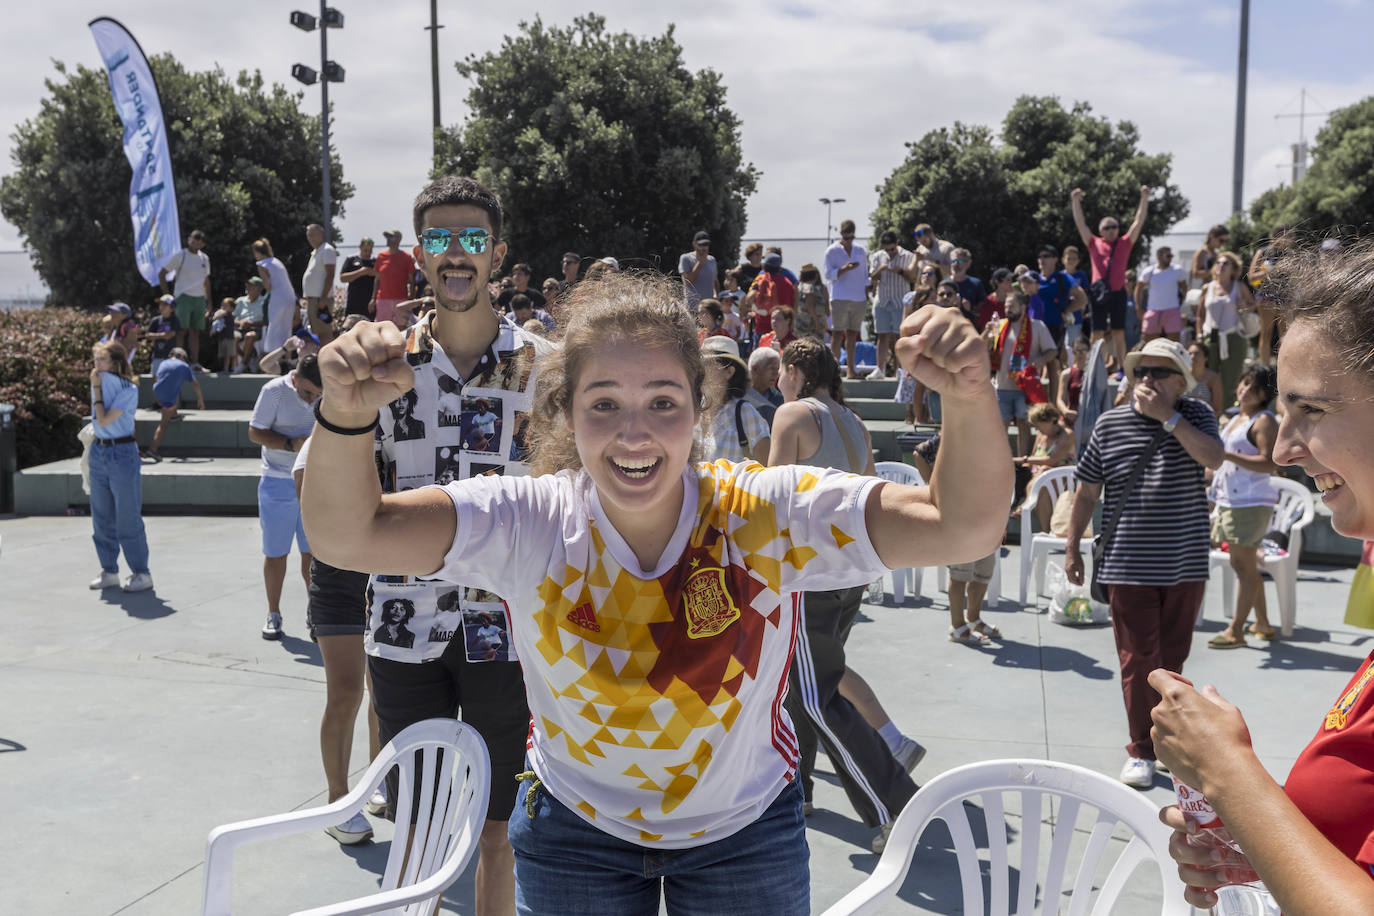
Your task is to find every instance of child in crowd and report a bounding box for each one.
[147,347,205,461]
[146,295,180,376]
[696,298,731,344]
[302,270,1012,912]
[210,298,237,373]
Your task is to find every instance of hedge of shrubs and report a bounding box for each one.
[0,305,154,469]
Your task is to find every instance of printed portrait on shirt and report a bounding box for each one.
[434,446,464,485]
[435,373,463,428]
[388,389,425,442]
[509,411,530,463]
[459,395,503,454]
[463,607,512,662]
[372,597,417,649]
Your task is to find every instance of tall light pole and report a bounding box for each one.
[425,0,444,146]
[819,197,846,244]
[291,5,345,234]
[1232,0,1249,215]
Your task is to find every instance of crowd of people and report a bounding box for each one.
[78,168,1374,914]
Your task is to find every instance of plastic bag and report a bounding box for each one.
[1045,562,1110,625]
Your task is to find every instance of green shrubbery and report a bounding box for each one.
[0,305,153,468]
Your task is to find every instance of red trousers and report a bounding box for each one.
[1108,582,1206,760]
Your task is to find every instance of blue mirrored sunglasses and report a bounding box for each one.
[420,227,490,255]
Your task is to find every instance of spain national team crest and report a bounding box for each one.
[683,563,740,639]
[1326,664,1374,731]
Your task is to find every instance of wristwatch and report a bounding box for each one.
[1162,411,1182,434]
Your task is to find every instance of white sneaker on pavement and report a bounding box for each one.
[865,367,886,380]
[90,571,120,590]
[365,784,388,816]
[261,612,283,640]
[324,811,374,845]
[892,737,927,775]
[122,572,154,592]
[1119,757,1155,789]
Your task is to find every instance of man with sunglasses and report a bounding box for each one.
[679,230,719,307]
[558,252,580,292]
[909,223,955,274]
[1071,186,1151,377]
[327,176,541,915]
[824,219,869,379]
[1062,338,1222,790]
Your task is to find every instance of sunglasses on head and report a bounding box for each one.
[420,227,491,255]
[1132,366,1181,380]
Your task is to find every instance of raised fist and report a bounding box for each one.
[316,320,414,424]
[894,305,992,402]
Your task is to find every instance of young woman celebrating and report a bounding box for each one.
[302,270,1011,914]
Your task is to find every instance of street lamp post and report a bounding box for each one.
[291,5,345,234]
[819,197,846,245]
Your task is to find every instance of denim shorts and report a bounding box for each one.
[509,774,808,916]
[258,475,310,557]
[873,299,902,335]
[996,387,1029,421]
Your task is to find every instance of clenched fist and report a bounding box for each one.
[317,320,415,425]
[894,305,992,402]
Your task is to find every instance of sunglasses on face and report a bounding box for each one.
[1102,224,1120,232]
[1132,366,1181,380]
[420,227,491,255]
[951,259,965,265]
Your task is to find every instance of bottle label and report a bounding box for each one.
[1172,777,1224,830]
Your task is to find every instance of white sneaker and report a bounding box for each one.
[872,821,893,854]
[89,571,120,590]
[365,784,388,816]
[1119,757,1156,789]
[324,810,373,845]
[866,367,886,380]
[892,737,927,775]
[122,572,154,592]
[261,612,283,640]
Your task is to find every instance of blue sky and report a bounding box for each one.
[1,0,1371,281]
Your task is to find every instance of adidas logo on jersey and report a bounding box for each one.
[566,602,600,632]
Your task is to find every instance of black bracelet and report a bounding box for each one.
[314,401,379,436]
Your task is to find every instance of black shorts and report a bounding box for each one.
[369,636,530,822]
[1046,323,1067,350]
[1089,288,1128,332]
[306,559,368,639]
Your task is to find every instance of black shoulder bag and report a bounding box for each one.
[1088,243,1119,312]
[1090,426,1169,603]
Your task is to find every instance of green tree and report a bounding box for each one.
[433,14,758,277]
[1,57,352,309]
[871,96,1189,278]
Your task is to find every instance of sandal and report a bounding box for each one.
[949,623,990,645]
[1246,624,1278,640]
[1207,633,1247,649]
[969,619,1002,640]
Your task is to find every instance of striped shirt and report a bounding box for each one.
[1076,399,1219,585]
[869,247,916,305]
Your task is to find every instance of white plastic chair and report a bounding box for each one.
[821,758,1190,916]
[875,461,928,603]
[1017,466,1079,607]
[202,718,491,916]
[1206,477,1316,637]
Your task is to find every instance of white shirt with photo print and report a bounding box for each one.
[428,460,889,848]
[365,312,546,662]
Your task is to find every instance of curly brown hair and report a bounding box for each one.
[527,271,706,476]
[1262,238,1374,384]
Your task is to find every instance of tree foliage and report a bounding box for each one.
[1,57,352,309]
[433,14,758,276]
[1230,95,1374,251]
[871,96,1189,277]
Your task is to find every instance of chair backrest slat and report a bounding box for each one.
[938,798,988,914]
[1088,836,1152,916]
[1015,790,1042,915]
[1041,796,1082,910]
[982,792,1011,914]
[1064,814,1119,916]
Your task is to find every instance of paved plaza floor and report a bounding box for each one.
[2,513,1367,914]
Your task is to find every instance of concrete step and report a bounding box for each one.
[841,378,898,399]
[846,397,907,422]
[132,409,258,457]
[14,455,261,515]
[139,372,276,410]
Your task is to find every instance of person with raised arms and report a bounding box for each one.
[302,270,1011,914]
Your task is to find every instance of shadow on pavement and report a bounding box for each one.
[1261,640,1364,673]
[101,590,176,620]
[331,836,477,913]
[0,738,26,753]
[991,638,1116,680]
[277,632,323,666]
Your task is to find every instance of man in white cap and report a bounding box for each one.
[1063,337,1223,789]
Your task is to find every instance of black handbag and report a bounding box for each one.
[1090,427,1170,603]
[1087,242,1120,311]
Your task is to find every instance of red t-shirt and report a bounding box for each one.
[758,331,797,352]
[976,295,1005,333]
[1283,648,1374,876]
[375,248,416,300]
[1087,236,1133,292]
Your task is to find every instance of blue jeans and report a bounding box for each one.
[89,441,149,574]
[509,774,809,916]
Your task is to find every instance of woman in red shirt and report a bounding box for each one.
[1151,239,1374,912]
[758,306,798,351]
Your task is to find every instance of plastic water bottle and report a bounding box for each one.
[1172,777,1267,890]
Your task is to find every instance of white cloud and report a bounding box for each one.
[0,0,1369,283]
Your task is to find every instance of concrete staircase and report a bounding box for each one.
[14,373,271,515]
